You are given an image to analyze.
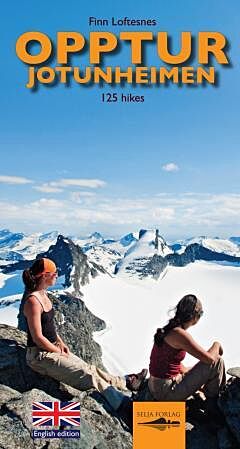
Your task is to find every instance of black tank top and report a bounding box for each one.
[24,293,58,347]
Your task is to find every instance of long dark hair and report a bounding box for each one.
[22,259,45,292]
[154,294,200,346]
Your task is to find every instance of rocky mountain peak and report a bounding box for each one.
[39,235,107,295]
[1,234,107,297]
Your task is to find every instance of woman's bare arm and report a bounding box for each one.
[165,328,222,364]
[24,296,62,353]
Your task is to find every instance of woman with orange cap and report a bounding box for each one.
[21,258,147,413]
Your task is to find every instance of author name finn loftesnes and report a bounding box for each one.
[89,17,157,26]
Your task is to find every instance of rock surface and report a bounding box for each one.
[186,379,240,449]
[0,323,132,449]
[0,384,131,449]
[218,377,240,446]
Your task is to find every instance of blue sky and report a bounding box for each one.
[1,0,240,240]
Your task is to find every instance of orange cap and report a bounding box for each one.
[34,258,57,277]
[42,258,57,273]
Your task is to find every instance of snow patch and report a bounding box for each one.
[82,261,240,376]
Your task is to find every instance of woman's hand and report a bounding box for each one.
[214,341,223,356]
[207,341,223,361]
[56,334,70,357]
[180,363,192,374]
[57,341,70,357]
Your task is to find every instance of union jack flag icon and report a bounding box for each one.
[32,401,80,427]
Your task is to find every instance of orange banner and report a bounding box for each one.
[133,402,185,449]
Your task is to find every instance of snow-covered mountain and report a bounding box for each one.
[171,236,240,257]
[1,235,109,297]
[73,232,138,274]
[0,229,58,262]
[0,230,138,296]
[115,229,173,277]
[74,231,137,253]
[74,232,105,249]
[0,228,240,291]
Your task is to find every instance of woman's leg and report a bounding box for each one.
[26,347,127,393]
[164,357,226,401]
[148,357,226,401]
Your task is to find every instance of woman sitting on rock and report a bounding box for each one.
[21,257,147,413]
[145,294,226,406]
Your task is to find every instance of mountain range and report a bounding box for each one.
[0,228,240,285]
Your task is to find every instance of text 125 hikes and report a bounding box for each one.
[101,93,144,103]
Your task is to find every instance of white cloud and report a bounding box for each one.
[53,178,106,189]
[33,184,63,193]
[31,178,107,194]
[152,207,175,220]
[162,163,179,172]
[70,191,96,203]
[0,175,33,185]
[0,176,105,190]
[31,198,64,209]
[1,193,240,238]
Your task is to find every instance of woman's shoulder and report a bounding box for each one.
[168,326,186,336]
[164,327,188,348]
[23,291,45,311]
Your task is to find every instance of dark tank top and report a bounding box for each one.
[149,340,186,379]
[24,292,57,347]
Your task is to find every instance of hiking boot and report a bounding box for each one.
[126,369,148,392]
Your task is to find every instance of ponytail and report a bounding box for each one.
[22,268,37,292]
[154,316,181,346]
[22,258,45,292]
[154,294,199,347]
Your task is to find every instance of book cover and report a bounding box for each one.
[0,1,240,448]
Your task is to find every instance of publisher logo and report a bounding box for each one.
[32,401,80,439]
[133,402,185,449]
